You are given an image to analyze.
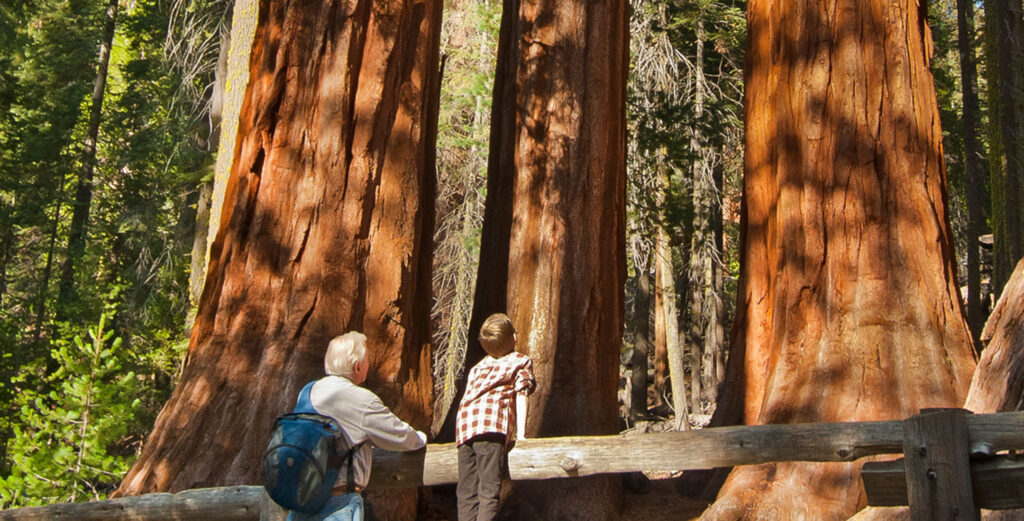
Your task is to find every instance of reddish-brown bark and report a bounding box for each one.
[702,1,977,519]
[466,0,628,518]
[116,0,441,518]
[965,257,1024,414]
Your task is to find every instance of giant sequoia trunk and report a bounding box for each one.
[701,1,977,519]
[117,1,442,519]
[467,0,628,518]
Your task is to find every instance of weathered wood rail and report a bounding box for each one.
[4,409,1024,520]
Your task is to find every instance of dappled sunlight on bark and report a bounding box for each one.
[704,0,976,519]
[116,3,442,518]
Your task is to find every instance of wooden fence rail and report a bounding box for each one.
[4,410,1024,520]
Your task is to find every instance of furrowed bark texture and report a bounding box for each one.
[471,0,628,518]
[117,1,441,519]
[702,1,977,519]
[966,258,1024,413]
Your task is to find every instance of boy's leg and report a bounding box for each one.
[471,434,507,521]
[456,442,480,521]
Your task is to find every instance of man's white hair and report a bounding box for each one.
[325,331,367,377]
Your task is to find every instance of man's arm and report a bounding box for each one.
[360,395,427,451]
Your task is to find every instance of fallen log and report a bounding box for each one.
[0,486,266,521]
[5,412,1024,520]
[373,412,1024,487]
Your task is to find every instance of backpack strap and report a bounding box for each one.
[298,379,367,493]
[293,381,317,414]
[337,441,365,493]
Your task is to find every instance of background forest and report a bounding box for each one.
[0,0,1019,510]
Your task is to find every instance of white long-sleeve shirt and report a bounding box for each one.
[308,375,426,488]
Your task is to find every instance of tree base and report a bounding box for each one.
[700,462,866,521]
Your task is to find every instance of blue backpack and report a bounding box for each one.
[262,381,364,513]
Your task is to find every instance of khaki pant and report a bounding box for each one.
[456,433,507,521]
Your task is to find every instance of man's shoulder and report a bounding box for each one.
[314,376,379,404]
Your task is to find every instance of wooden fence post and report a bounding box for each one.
[903,408,978,521]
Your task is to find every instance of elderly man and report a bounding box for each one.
[287,331,427,521]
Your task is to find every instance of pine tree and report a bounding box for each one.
[0,311,142,507]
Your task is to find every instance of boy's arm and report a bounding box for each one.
[516,392,528,440]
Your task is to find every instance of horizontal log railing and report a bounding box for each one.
[4,409,1024,521]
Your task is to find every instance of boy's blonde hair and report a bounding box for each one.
[478,313,516,357]
[325,331,367,377]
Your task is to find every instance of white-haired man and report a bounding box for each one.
[287,331,427,521]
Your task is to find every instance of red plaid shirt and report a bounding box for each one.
[456,352,535,446]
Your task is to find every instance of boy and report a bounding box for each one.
[288,331,427,521]
[455,313,536,521]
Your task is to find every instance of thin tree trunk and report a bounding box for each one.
[631,261,652,421]
[957,0,987,350]
[700,160,726,407]
[702,247,725,406]
[687,15,713,416]
[655,164,689,430]
[653,256,669,406]
[702,0,977,518]
[56,0,118,315]
[189,181,213,309]
[204,0,259,284]
[32,197,63,346]
[658,214,689,430]
[116,4,442,521]
[988,0,1024,296]
[0,223,12,312]
[470,0,629,517]
[187,20,233,313]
